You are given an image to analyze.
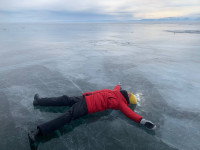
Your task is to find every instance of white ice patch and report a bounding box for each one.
[4,85,33,110]
[3,85,47,129]
[134,92,144,107]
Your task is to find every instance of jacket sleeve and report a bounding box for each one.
[113,85,121,91]
[119,102,142,123]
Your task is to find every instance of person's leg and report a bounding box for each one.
[28,97,88,143]
[38,97,88,135]
[33,94,82,107]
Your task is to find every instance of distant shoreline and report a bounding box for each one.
[0,21,200,24]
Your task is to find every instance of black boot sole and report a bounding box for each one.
[33,94,40,106]
[28,131,36,144]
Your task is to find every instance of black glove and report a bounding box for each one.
[140,119,156,130]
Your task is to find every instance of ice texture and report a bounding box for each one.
[0,22,200,150]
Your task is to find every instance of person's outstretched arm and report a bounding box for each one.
[120,103,156,129]
[119,102,142,123]
[113,85,121,91]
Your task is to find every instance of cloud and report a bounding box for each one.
[0,0,200,21]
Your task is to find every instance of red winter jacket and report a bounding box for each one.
[82,85,142,123]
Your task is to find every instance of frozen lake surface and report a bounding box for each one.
[0,22,200,150]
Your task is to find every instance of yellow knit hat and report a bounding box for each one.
[129,93,137,104]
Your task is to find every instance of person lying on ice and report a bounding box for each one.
[28,84,156,144]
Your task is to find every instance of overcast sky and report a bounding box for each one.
[0,0,200,22]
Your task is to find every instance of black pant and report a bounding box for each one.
[37,95,88,136]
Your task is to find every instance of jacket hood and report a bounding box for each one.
[120,90,129,104]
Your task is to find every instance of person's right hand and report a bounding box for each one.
[140,119,156,130]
